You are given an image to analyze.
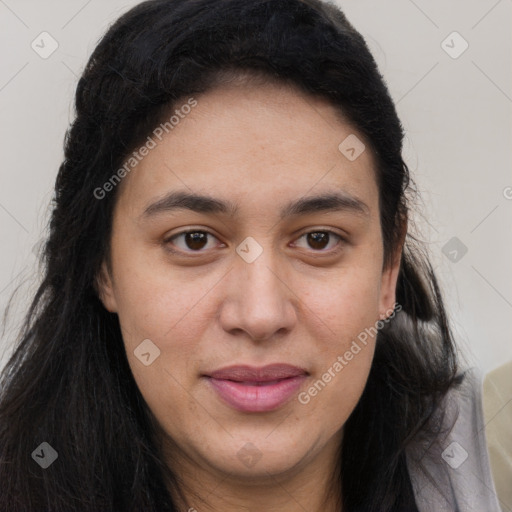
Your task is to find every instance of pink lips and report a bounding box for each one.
[204,364,308,412]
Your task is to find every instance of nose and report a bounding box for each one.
[218,244,298,343]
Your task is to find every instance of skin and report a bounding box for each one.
[97,79,403,512]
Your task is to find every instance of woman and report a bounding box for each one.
[0,0,501,510]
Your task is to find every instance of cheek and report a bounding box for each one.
[110,243,212,346]
[120,283,204,437]
[304,261,383,337]
[295,262,382,421]
[298,302,376,437]
[110,253,211,415]
[300,352,374,448]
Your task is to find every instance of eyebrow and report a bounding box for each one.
[141,189,370,220]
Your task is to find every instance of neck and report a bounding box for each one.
[161,432,343,512]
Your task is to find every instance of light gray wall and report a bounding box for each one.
[1,0,511,374]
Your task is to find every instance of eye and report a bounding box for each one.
[165,230,223,253]
[292,230,345,252]
[164,228,346,256]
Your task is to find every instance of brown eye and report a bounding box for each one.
[166,230,220,253]
[183,232,208,251]
[293,230,344,252]
[307,232,329,250]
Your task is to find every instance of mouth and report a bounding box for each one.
[203,364,309,413]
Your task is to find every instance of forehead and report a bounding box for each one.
[115,81,379,217]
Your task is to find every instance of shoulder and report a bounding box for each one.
[483,360,512,512]
[405,367,502,512]
[484,359,512,407]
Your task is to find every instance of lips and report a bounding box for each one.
[204,364,308,412]
[207,363,308,382]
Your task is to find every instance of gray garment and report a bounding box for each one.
[406,366,503,512]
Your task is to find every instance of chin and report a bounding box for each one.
[200,432,312,481]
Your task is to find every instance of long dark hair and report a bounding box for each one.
[0,1,459,510]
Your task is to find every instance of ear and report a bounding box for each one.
[378,224,407,319]
[95,260,118,313]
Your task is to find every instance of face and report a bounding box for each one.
[97,80,401,486]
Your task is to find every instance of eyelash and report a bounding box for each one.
[164,228,347,256]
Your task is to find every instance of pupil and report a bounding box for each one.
[308,232,328,250]
[186,232,207,250]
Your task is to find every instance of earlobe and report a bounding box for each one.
[95,261,118,313]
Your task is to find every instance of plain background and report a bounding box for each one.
[0,0,511,375]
